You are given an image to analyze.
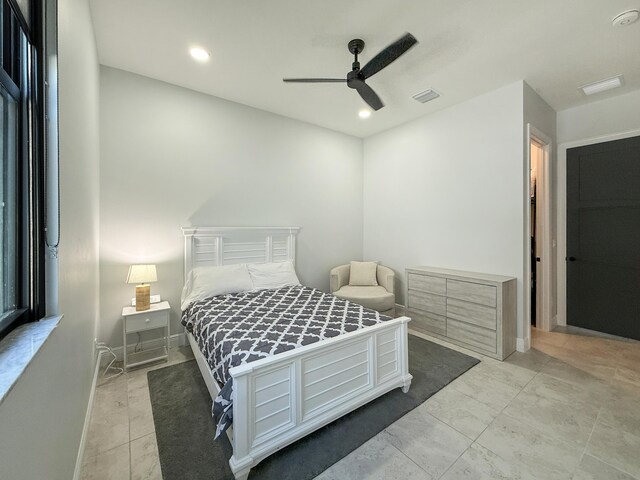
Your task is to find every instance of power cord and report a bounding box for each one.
[134,332,142,353]
[96,342,124,379]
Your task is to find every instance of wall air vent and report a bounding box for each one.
[579,75,624,96]
[412,89,440,103]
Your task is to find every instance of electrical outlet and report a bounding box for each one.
[131,294,161,306]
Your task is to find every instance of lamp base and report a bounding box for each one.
[135,284,151,311]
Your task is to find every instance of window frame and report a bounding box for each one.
[0,0,46,340]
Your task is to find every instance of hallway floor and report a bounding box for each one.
[80,326,640,480]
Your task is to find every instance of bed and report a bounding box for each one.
[181,227,412,480]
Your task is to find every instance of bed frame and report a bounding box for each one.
[182,227,412,480]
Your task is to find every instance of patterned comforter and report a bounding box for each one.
[181,285,391,438]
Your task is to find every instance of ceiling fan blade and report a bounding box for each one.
[283,78,346,83]
[360,33,418,79]
[352,79,384,110]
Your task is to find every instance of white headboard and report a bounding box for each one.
[181,226,300,278]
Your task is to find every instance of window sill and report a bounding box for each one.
[0,315,62,405]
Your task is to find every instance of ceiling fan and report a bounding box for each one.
[283,33,418,111]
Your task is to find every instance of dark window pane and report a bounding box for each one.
[14,0,29,29]
[2,3,11,75]
[1,82,18,315]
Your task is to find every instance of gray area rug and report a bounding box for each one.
[148,334,479,480]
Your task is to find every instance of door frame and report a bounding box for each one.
[525,125,553,342]
[556,128,640,326]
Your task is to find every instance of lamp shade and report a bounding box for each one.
[126,264,157,284]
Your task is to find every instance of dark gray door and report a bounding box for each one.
[567,135,640,340]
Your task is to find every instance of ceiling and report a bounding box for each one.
[89,0,640,138]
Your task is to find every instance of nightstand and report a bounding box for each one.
[122,301,170,371]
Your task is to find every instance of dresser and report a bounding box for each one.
[405,266,517,360]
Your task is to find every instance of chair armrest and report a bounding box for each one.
[330,264,350,293]
[377,265,395,294]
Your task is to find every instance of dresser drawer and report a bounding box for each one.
[408,273,446,295]
[447,298,497,330]
[447,279,496,307]
[407,290,446,316]
[447,318,497,354]
[125,310,169,333]
[407,309,446,336]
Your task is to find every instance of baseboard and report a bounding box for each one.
[395,303,406,316]
[73,350,103,480]
[101,332,186,365]
[516,336,531,353]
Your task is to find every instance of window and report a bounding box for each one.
[1,83,18,320]
[0,0,45,339]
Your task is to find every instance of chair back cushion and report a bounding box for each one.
[349,261,379,286]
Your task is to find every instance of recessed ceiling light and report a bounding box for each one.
[358,109,371,119]
[189,47,210,62]
[579,75,624,96]
[612,9,639,27]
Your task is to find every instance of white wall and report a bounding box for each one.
[363,82,528,340]
[555,88,640,325]
[0,0,101,478]
[557,89,640,144]
[98,67,364,348]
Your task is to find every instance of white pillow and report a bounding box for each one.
[349,261,378,286]
[181,264,253,310]
[248,261,301,290]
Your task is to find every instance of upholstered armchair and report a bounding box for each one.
[330,263,396,317]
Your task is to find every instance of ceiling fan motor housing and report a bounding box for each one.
[347,70,360,88]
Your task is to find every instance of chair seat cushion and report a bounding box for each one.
[333,285,395,312]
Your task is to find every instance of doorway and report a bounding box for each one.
[566,135,640,340]
[526,125,553,339]
[530,140,544,327]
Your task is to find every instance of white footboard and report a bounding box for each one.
[227,316,412,480]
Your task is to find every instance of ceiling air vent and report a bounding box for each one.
[580,75,624,96]
[412,89,440,103]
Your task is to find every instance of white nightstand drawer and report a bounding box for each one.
[125,310,169,333]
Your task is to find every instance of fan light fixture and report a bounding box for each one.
[358,109,371,119]
[190,47,211,62]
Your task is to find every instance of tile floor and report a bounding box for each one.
[80,327,640,480]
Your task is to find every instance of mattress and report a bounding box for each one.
[181,285,391,438]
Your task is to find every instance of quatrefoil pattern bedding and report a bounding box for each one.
[181,285,391,438]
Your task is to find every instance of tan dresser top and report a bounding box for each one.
[406,266,516,284]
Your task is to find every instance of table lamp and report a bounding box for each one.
[126,264,157,311]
